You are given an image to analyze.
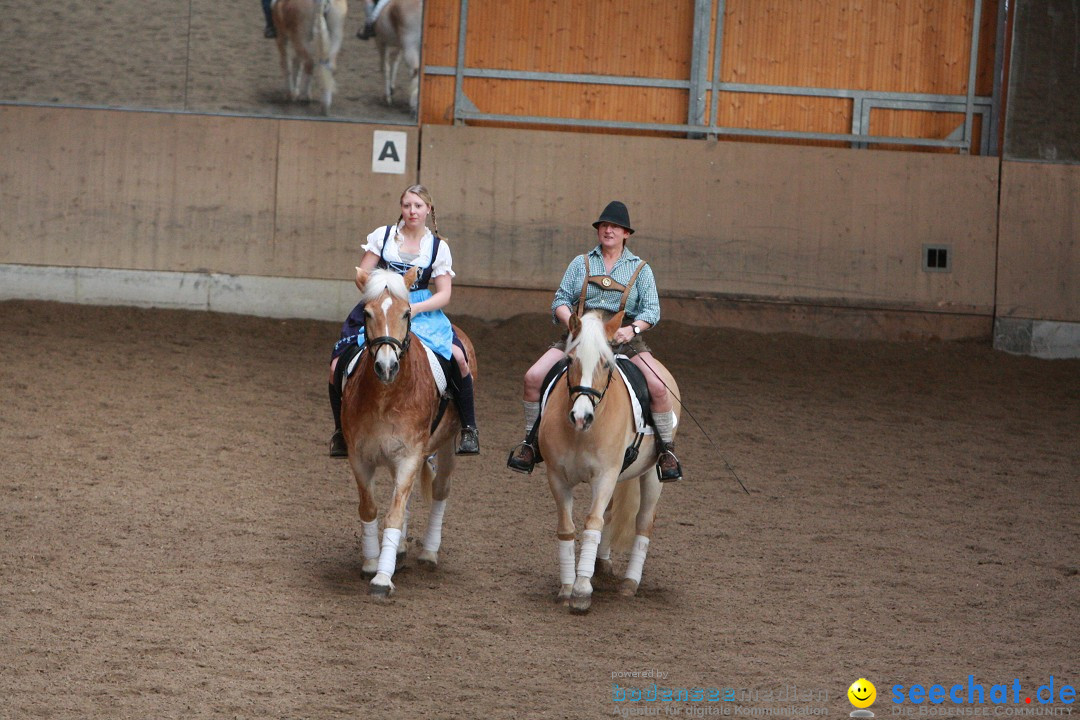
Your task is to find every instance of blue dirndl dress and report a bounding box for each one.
[332,228,454,361]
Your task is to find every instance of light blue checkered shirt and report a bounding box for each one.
[551,245,661,326]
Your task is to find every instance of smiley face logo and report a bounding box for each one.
[848,678,876,709]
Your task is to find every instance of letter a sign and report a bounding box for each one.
[372,130,407,174]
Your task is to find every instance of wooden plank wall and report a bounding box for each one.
[0,106,415,280]
[997,161,1080,322]
[421,124,1000,324]
[421,0,999,151]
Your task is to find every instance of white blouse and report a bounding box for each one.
[362,223,456,279]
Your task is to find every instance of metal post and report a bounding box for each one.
[987,0,1008,155]
[453,0,470,126]
[708,0,727,139]
[688,0,712,135]
[964,0,983,153]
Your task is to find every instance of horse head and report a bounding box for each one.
[356,266,419,383]
[564,311,623,431]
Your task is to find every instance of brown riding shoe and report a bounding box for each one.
[329,429,348,458]
[656,443,682,482]
[506,441,537,474]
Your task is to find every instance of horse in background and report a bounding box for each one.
[271,0,348,114]
[340,267,477,597]
[370,0,422,114]
[537,311,681,613]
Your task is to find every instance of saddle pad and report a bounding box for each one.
[345,342,447,394]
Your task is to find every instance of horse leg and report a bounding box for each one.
[620,473,663,597]
[595,511,616,584]
[381,45,399,106]
[402,38,420,114]
[418,444,455,569]
[369,454,422,597]
[351,458,380,578]
[326,1,346,70]
[300,58,315,101]
[548,472,576,604]
[569,473,619,614]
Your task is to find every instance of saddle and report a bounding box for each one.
[532,356,654,472]
[336,341,461,435]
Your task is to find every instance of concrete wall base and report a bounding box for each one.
[993,317,1080,359]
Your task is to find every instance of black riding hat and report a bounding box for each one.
[592,201,635,235]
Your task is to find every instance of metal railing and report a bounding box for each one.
[424,0,1000,154]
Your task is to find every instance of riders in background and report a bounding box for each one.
[506,201,682,482]
[328,184,479,458]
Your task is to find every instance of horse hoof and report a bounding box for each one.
[369,573,395,598]
[596,558,615,579]
[569,593,592,614]
[417,549,438,570]
[556,585,573,605]
[618,578,639,597]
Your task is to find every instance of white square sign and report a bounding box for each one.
[372,130,407,174]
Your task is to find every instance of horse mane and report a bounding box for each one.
[361,268,410,304]
[566,312,615,372]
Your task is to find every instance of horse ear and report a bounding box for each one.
[355,266,370,290]
[568,314,582,337]
[403,266,420,290]
[604,311,625,339]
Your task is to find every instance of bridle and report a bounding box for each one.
[366,309,412,361]
[567,358,613,409]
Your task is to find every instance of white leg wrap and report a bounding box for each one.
[558,539,576,586]
[361,519,380,561]
[576,529,602,579]
[376,527,402,578]
[422,499,447,553]
[624,535,651,584]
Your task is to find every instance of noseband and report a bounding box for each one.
[367,313,412,359]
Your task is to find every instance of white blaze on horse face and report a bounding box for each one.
[373,296,397,375]
[571,364,596,429]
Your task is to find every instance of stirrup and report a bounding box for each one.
[506,441,537,475]
[456,427,480,456]
[656,445,682,482]
[329,429,348,458]
[356,21,374,39]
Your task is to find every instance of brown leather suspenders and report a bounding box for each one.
[576,254,649,317]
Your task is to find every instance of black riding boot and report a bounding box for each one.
[454,374,479,455]
[328,382,347,457]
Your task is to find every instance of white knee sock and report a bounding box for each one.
[523,401,540,436]
[653,410,675,445]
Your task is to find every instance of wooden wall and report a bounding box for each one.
[421,0,999,151]
[3,106,1076,341]
[420,124,999,331]
[997,161,1080,322]
[0,106,415,280]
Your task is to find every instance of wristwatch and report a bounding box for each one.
[632,324,641,335]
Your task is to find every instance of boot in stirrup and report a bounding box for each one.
[656,442,682,482]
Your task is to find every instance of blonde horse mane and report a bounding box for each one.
[566,312,615,375]
[360,268,410,304]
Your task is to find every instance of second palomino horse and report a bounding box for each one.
[340,267,478,597]
[370,0,422,114]
[538,311,681,613]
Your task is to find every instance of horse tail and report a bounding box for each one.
[312,0,336,97]
[608,477,641,554]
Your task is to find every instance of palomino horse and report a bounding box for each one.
[271,0,348,114]
[538,311,680,613]
[371,0,422,114]
[341,267,478,597]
